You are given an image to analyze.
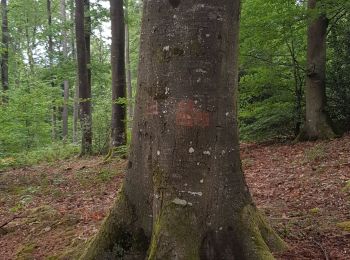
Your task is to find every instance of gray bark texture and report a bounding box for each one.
[80,1,286,259]
[125,0,134,120]
[110,0,127,148]
[61,0,69,140]
[47,0,57,140]
[75,0,92,155]
[299,0,335,141]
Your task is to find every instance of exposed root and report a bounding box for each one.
[147,203,287,260]
[297,119,336,142]
[79,187,149,260]
[237,205,288,260]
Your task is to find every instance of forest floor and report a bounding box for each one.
[0,136,350,259]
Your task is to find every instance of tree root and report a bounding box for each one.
[237,205,288,260]
[79,187,149,260]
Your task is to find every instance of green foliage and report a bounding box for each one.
[239,0,306,141]
[326,13,350,133]
[1,0,350,161]
[304,144,326,162]
[0,143,79,170]
[239,0,350,141]
[0,0,142,164]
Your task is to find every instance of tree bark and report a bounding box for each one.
[125,0,133,120]
[110,0,127,149]
[1,0,9,104]
[47,0,58,140]
[75,0,92,155]
[70,0,79,144]
[61,0,69,141]
[73,83,79,143]
[84,0,91,91]
[299,0,335,140]
[80,1,286,259]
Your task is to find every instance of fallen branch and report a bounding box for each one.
[313,239,329,260]
[0,214,25,230]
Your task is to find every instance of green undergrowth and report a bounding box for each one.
[337,221,350,231]
[0,143,79,170]
[304,143,327,162]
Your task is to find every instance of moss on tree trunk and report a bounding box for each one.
[79,189,149,260]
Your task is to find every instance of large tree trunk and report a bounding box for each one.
[125,0,133,120]
[75,0,92,155]
[1,0,9,104]
[80,1,286,259]
[299,0,335,140]
[110,0,127,149]
[61,0,69,141]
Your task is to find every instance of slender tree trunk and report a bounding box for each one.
[61,0,69,141]
[110,0,126,149]
[299,0,335,140]
[1,0,9,104]
[287,40,303,137]
[47,0,57,140]
[84,0,91,90]
[24,20,34,73]
[125,0,133,120]
[75,0,92,155]
[80,1,286,259]
[98,26,104,63]
[73,83,79,143]
[70,0,79,144]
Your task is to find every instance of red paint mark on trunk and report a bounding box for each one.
[176,100,209,127]
[146,100,159,115]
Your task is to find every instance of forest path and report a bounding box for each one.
[0,136,349,259]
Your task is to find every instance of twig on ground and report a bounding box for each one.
[0,214,25,230]
[313,239,329,260]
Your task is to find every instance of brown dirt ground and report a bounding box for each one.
[0,135,349,259]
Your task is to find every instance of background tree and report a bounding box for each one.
[80,0,286,259]
[75,0,92,155]
[239,0,307,141]
[61,0,69,141]
[109,0,126,150]
[298,0,335,140]
[47,0,58,140]
[0,0,349,165]
[1,0,8,104]
[125,0,133,119]
[84,0,91,92]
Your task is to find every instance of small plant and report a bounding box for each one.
[342,180,350,192]
[242,158,255,168]
[16,242,38,260]
[337,221,350,231]
[114,145,129,158]
[0,143,79,170]
[98,169,115,182]
[304,144,326,162]
[309,208,321,215]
